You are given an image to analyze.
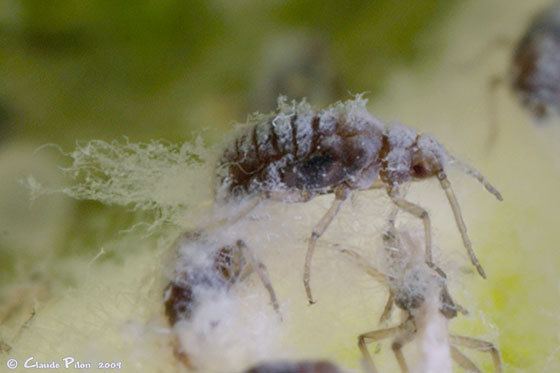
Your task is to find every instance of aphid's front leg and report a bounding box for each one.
[338,248,388,285]
[237,240,281,315]
[358,318,414,373]
[379,291,395,325]
[437,172,486,278]
[449,335,502,373]
[303,186,350,305]
[450,346,481,373]
[388,190,446,279]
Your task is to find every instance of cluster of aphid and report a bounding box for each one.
[162,94,505,372]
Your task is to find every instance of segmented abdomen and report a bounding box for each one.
[216,103,384,201]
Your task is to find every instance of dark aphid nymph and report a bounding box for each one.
[512,3,560,120]
[164,231,278,368]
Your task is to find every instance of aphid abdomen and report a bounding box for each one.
[217,105,384,201]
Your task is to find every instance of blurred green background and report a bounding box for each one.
[0,0,455,146]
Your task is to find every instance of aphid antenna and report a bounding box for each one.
[338,247,393,286]
[447,155,503,201]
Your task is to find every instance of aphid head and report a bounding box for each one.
[410,134,448,180]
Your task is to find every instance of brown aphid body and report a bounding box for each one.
[216,96,502,303]
[512,3,560,120]
[244,360,342,373]
[216,97,384,201]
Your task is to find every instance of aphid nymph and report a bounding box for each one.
[341,228,502,373]
[163,230,278,368]
[216,96,502,304]
[512,3,560,120]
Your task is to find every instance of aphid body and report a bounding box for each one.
[164,231,278,368]
[512,3,560,119]
[216,96,502,304]
[342,228,502,373]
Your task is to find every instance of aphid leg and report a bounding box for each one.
[450,345,481,373]
[391,328,416,373]
[171,337,194,369]
[440,283,468,318]
[388,190,446,279]
[338,248,389,285]
[303,187,350,305]
[358,319,414,373]
[437,172,486,278]
[236,240,281,315]
[449,335,503,373]
[379,291,395,325]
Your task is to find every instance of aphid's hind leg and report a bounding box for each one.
[449,335,502,373]
[358,318,414,373]
[304,186,350,305]
[450,345,481,373]
[236,240,281,315]
[391,326,416,373]
[388,191,447,279]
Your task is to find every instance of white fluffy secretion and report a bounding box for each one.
[414,299,453,373]
[26,138,215,230]
[174,291,282,372]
